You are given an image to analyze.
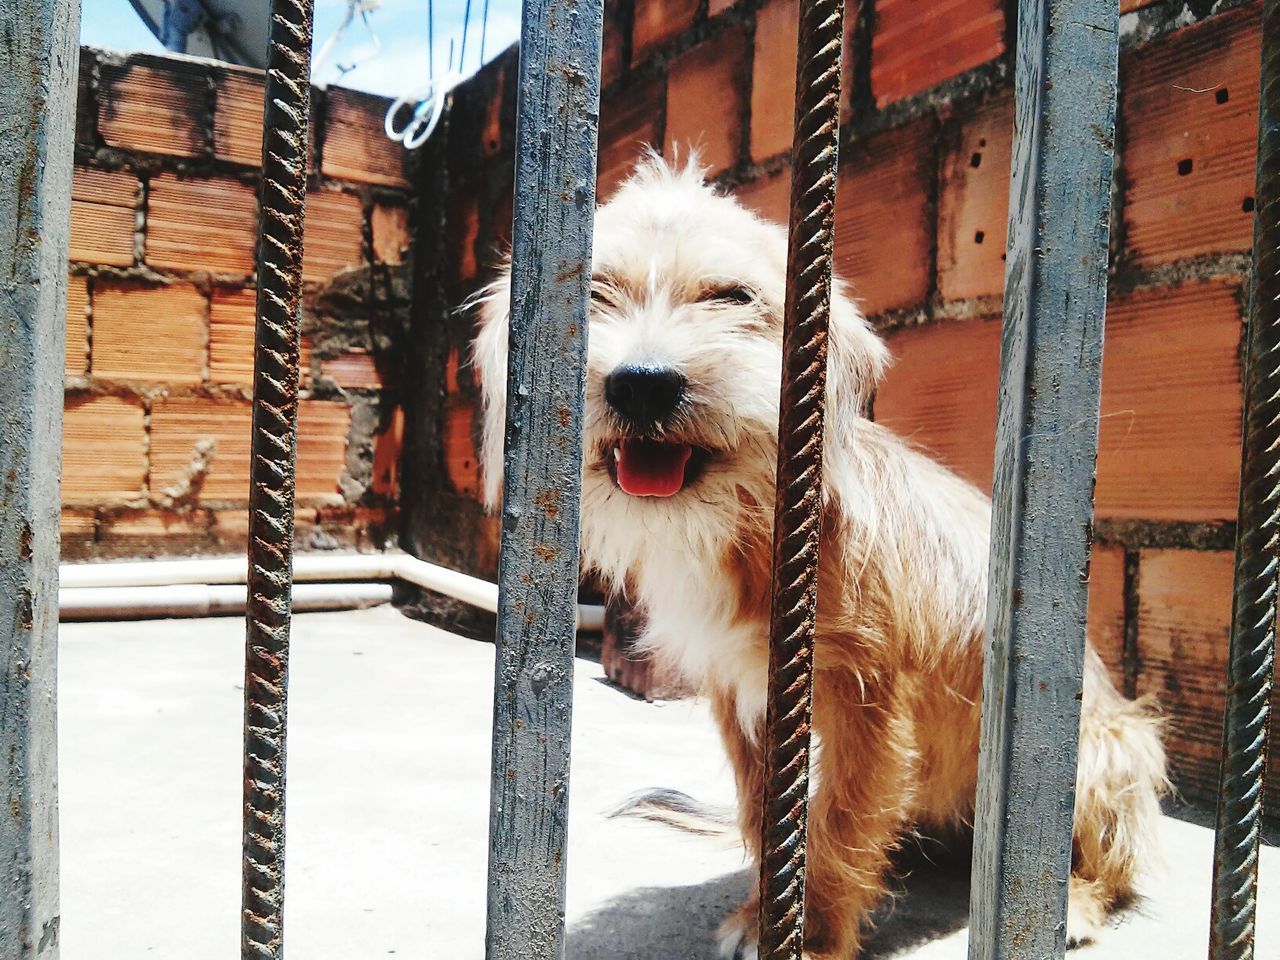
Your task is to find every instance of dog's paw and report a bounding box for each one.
[1066,879,1105,949]
[716,904,758,960]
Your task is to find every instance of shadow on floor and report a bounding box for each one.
[566,842,972,960]
[568,868,751,960]
[862,841,971,958]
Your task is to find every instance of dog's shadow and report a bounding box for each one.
[566,840,972,959]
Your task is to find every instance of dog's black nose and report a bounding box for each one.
[604,364,686,427]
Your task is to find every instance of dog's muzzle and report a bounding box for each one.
[602,364,701,497]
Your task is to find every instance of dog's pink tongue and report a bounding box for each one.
[616,439,692,497]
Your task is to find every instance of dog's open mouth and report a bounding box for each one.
[608,439,709,497]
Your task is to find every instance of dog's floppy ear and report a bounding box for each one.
[469,264,512,511]
[826,279,890,426]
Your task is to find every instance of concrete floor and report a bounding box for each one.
[59,606,1278,959]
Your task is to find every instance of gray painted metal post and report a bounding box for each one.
[0,0,80,955]
[968,2,1119,959]
[483,0,604,955]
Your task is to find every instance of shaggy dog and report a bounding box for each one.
[471,156,1168,958]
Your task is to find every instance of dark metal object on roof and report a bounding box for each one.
[127,0,268,67]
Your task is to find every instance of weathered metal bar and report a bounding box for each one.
[241,0,314,955]
[0,0,79,954]
[755,0,844,955]
[967,1,1119,958]
[482,0,604,956]
[1209,2,1280,957]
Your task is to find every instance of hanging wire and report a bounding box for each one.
[333,2,382,77]
[312,0,382,79]
[459,0,474,73]
[384,0,492,151]
[385,36,463,149]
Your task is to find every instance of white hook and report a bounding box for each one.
[384,71,464,150]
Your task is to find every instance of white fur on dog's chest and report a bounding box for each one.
[636,565,771,735]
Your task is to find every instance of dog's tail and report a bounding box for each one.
[607,788,737,838]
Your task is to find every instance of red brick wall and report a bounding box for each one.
[438,0,1275,811]
[64,50,414,559]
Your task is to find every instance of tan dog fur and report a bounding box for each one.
[470,156,1168,958]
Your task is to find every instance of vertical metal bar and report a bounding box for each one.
[0,0,78,954]
[0,0,77,956]
[967,1,1118,958]
[755,0,844,955]
[1209,3,1280,957]
[483,0,603,955]
[241,0,314,955]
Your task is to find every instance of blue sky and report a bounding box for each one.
[79,0,521,96]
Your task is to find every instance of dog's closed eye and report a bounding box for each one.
[591,282,620,309]
[698,284,757,306]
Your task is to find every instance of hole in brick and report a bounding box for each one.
[974,230,985,245]
[1000,253,1007,262]
[1216,88,1229,104]
[1244,196,1256,213]
[978,138,987,147]
[1177,158,1194,176]
[970,152,983,168]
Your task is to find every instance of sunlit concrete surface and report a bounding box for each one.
[59,606,1278,958]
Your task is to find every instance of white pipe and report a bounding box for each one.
[389,555,498,614]
[60,582,395,621]
[61,555,251,589]
[59,553,607,631]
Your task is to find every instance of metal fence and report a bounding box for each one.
[0,0,1274,958]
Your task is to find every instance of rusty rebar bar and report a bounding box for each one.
[1209,3,1280,957]
[756,0,844,955]
[241,0,314,956]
